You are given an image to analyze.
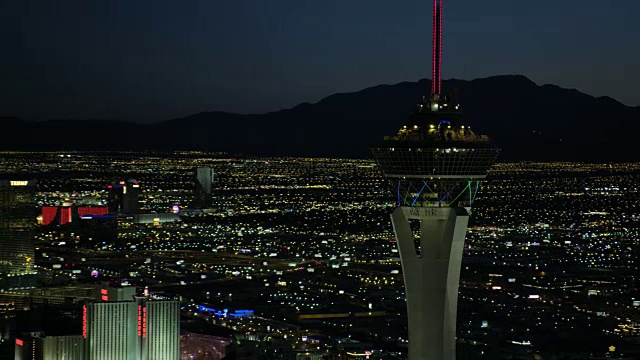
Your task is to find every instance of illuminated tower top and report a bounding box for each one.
[370,0,500,208]
[432,0,443,96]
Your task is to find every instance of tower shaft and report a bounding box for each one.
[431,0,443,95]
[391,206,468,360]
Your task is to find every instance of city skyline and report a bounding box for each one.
[2,152,639,359]
[2,0,640,121]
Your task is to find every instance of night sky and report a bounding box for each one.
[2,0,638,122]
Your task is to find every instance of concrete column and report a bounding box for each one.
[391,206,469,360]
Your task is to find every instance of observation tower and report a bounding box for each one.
[370,1,500,359]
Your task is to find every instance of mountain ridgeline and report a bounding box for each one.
[2,75,638,161]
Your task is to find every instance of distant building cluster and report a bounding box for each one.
[14,285,180,360]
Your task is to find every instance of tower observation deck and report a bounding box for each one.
[370,1,500,359]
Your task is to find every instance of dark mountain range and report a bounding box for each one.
[2,75,639,161]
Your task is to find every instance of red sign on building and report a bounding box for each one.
[82,305,87,338]
[142,307,147,338]
[138,305,142,336]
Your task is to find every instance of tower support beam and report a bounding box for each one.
[391,206,469,360]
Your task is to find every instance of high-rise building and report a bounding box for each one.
[370,1,500,359]
[142,300,181,360]
[194,167,214,208]
[98,284,136,302]
[108,179,140,214]
[84,301,138,359]
[0,179,36,284]
[84,297,180,360]
[15,334,85,360]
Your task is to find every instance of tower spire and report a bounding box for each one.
[431,0,443,96]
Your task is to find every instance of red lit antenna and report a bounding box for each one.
[431,0,443,95]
